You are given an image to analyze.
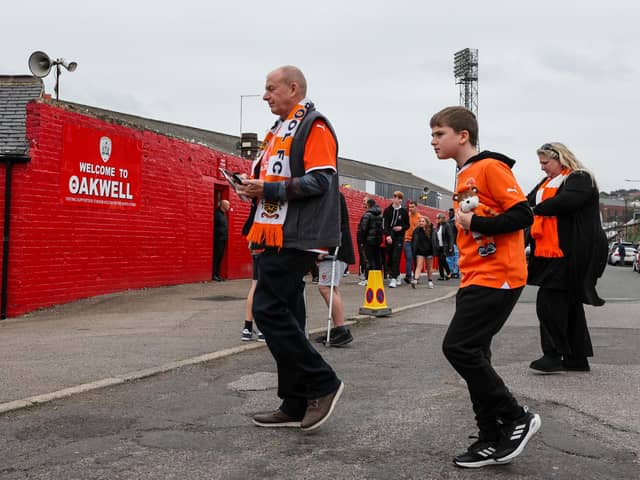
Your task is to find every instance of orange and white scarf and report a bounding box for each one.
[530,169,571,257]
[246,99,312,248]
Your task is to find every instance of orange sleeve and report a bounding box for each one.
[303,120,337,173]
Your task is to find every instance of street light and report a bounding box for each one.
[239,94,261,135]
[28,51,77,100]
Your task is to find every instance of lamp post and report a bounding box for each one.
[239,94,261,135]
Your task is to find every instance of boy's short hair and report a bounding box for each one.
[430,106,478,147]
[366,198,376,208]
[393,191,404,199]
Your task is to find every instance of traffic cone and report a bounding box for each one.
[358,270,392,317]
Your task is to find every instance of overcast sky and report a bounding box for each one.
[3,0,639,194]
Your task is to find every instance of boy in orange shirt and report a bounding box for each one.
[430,106,540,468]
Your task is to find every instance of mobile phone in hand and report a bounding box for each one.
[231,172,244,184]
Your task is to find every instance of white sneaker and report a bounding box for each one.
[389,278,397,288]
[357,280,367,286]
[411,279,417,289]
[241,328,254,341]
[428,281,434,289]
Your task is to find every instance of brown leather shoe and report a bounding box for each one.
[300,382,344,432]
[253,409,302,428]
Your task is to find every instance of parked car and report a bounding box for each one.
[633,250,640,273]
[608,243,637,266]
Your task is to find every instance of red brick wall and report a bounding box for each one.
[1,102,253,317]
[0,101,445,317]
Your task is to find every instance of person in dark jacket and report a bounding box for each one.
[383,191,410,288]
[356,197,370,280]
[435,212,453,280]
[527,142,607,374]
[410,216,437,288]
[213,199,230,281]
[617,242,626,265]
[359,198,384,275]
[315,193,356,346]
[446,207,460,278]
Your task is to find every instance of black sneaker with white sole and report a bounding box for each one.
[494,409,542,462]
[453,439,511,468]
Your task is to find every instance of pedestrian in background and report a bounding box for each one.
[527,142,608,374]
[403,200,421,284]
[383,191,409,288]
[240,251,265,342]
[358,198,384,282]
[213,199,230,281]
[411,216,436,288]
[435,212,453,281]
[447,207,460,278]
[315,193,355,347]
[237,65,343,431]
[356,196,370,281]
[431,105,539,468]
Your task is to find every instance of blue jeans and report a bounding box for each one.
[446,244,459,275]
[403,241,414,280]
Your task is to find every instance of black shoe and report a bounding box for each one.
[562,357,590,372]
[493,409,541,462]
[437,277,446,281]
[213,275,224,282]
[529,355,563,374]
[314,326,353,347]
[451,273,460,279]
[311,277,319,284]
[403,277,412,284]
[453,438,510,468]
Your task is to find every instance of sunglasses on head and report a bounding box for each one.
[538,143,559,158]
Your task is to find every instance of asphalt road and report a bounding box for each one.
[0,266,638,479]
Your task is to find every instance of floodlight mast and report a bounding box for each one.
[453,48,478,117]
[453,48,479,147]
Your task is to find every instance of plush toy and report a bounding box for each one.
[453,186,498,257]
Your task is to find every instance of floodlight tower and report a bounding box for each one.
[453,48,479,118]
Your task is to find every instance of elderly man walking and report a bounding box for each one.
[236,65,343,432]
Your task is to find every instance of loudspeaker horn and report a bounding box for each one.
[28,51,52,78]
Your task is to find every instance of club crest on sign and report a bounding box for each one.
[99,136,112,163]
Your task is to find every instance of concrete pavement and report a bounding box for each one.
[0,273,458,414]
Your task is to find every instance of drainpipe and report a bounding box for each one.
[0,154,30,319]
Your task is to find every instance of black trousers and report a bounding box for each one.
[213,236,227,277]
[253,248,341,418]
[536,287,593,359]
[364,244,382,272]
[442,285,524,439]
[437,247,451,278]
[387,234,404,278]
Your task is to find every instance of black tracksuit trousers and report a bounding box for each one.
[442,285,525,440]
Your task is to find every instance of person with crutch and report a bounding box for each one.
[315,192,355,347]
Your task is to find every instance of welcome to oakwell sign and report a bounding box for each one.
[60,123,142,209]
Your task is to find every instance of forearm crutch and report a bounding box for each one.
[324,246,340,347]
